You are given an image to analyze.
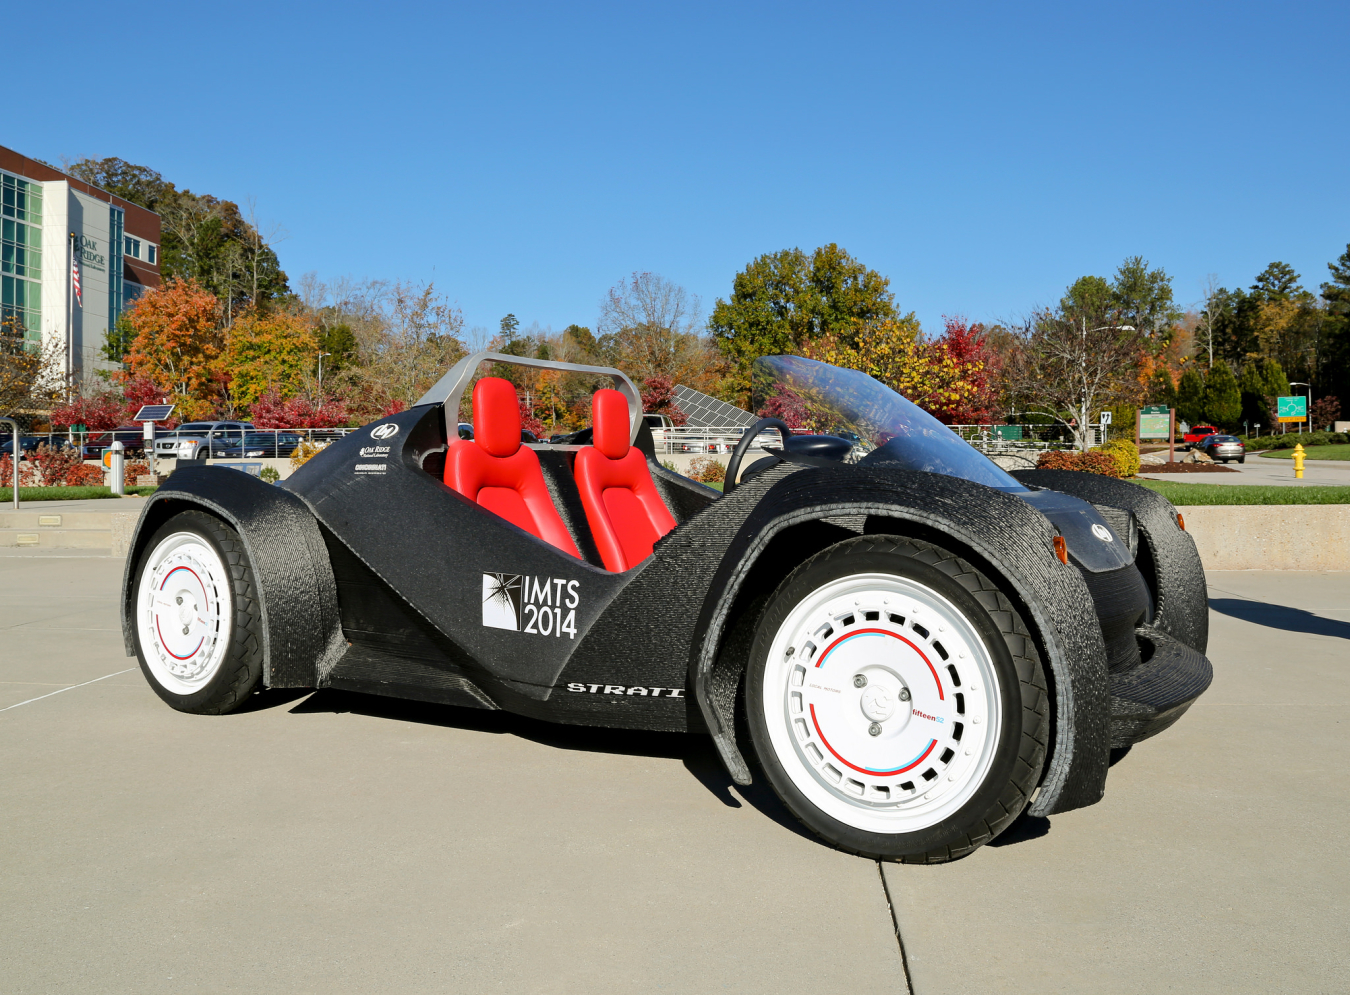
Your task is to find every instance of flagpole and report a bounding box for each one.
[67,231,75,382]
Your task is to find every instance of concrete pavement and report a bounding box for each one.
[2,555,1346,993]
[1137,452,1350,486]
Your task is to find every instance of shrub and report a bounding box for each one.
[124,459,149,486]
[1097,439,1140,478]
[1034,448,1123,477]
[1035,449,1081,472]
[260,466,281,483]
[290,439,328,470]
[688,456,726,483]
[660,459,678,473]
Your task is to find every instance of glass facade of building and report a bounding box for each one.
[108,204,124,332]
[1,171,42,345]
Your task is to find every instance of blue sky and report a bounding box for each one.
[17,1,1349,336]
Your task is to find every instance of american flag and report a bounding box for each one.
[71,246,82,307]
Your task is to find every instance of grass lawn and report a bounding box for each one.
[1132,481,1350,505]
[0,485,158,502]
[1259,444,1350,461]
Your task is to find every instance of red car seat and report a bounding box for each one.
[444,377,581,558]
[575,389,677,572]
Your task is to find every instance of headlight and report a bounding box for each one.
[245,450,265,456]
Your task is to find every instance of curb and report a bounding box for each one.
[1183,505,1350,570]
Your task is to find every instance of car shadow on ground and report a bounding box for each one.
[1209,598,1350,640]
[288,688,816,843]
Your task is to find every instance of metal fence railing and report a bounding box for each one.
[946,424,1096,451]
[650,425,806,456]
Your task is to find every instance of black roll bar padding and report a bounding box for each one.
[723,418,791,496]
[414,351,644,451]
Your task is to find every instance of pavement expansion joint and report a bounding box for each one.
[877,862,914,994]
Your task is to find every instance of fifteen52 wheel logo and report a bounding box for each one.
[482,572,579,639]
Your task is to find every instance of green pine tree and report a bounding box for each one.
[1238,362,1268,431]
[1176,368,1205,425]
[1202,361,1241,428]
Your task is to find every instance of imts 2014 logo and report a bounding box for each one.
[482,572,579,639]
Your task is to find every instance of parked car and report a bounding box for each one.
[1197,435,1246,463]
[1182,424,1221,449]
[0,435,48,456]
[80,425,174,459]
[123,350,1212,864]
[216,432,304,459]
[154,422,255,461]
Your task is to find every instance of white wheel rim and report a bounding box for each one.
[137,531,233,695]
[762,572,1002,835]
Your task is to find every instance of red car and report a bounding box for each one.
[1183,424,1220,449]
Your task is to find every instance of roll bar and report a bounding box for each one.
[414,351,643,447]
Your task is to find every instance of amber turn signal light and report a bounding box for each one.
[1053,535,1068,564]
[1176,513,1186,531]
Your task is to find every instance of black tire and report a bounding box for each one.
[1238,457,1245,464]
[131,510,264,714]
[744,535,1048,863]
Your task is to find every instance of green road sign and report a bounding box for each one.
[1141,404,1169,415]
[1277,395,1307,422]
[1139,413,1171,438]
[993,425,1022,441]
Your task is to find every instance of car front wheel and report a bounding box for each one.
[132,510,263,714]
[746,535,1048,863]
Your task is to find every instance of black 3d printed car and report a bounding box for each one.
[121,353,1213,863]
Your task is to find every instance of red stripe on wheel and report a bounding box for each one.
[815,627,943,700]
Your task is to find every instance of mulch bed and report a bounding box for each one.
[1135,462,1240,474]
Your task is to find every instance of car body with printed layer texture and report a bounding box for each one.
[120,352,1213,862]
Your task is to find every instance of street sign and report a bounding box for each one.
[1140,412,1171,438]
[133,404,175,422]
[1141,404,1169,415]
[1099,411,1112,426]
[1276,396,1307,423]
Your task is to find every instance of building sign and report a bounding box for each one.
[1276,396,1307,423]
[79,234,106,272]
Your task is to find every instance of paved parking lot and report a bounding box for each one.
[2,552,1346,994]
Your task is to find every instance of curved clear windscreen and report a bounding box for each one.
[752,355,1025,492]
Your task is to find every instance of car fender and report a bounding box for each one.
[120,466,346,687]
[1011,469,1208,654]
[694,466,1113,818]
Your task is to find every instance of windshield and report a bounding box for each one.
[752,355,1025,492]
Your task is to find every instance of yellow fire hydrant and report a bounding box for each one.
[1293,443,1305,479]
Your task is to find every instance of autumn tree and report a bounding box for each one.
[223,306,320,412]
[0,315,63,419]
[67,157,290,318]
[709,244,896,400]
[122,279,223,419]
[805,315,983,417]
[597,271,720,393]
[1319,244,1350,409]
[1003,307,1148,452]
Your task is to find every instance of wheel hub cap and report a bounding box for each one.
[137,533,232,693]
[763,572,1002,834]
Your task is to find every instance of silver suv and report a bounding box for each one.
[155,421,255,462]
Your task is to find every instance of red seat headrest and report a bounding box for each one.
[592,389,631,460]
[473,377,522,458]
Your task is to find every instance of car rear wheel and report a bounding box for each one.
[132,510,263,714]
[745,535,1048,863]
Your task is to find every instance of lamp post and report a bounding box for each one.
[1078,320,1134,451]
[318,352,332,393]
[1290,382,1312,434]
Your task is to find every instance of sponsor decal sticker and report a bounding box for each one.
[1091,523,1114,542]
[482,572,579,638]
[359,445,391,457]
[354,463,387,475]
[566,683,686,697]
[370,423,400,440]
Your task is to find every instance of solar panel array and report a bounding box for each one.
[673,385,756,427]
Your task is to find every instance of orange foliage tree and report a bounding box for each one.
[122,278,223,419]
